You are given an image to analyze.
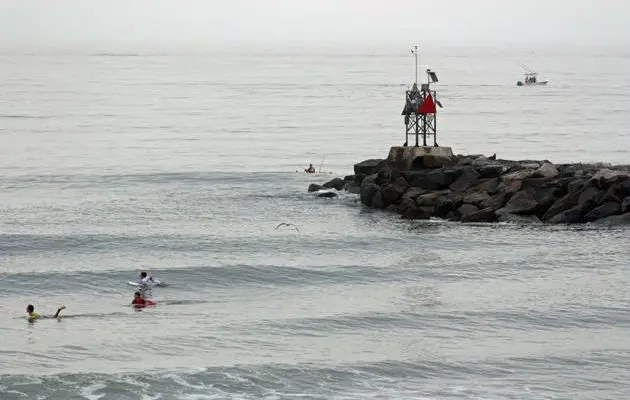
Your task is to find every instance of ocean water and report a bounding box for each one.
[0,43,629,399]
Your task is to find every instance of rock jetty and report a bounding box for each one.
[309,152,630,225]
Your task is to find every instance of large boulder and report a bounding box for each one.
[502,168,535,182]
[567,179,588,195]
[499,188,539,214]
[533,163,559,178]
[591,213,630,226]
[407,168,461,190]
[583,201,621,222]
[498,180,522,196]
[497,185,559,217]
[416,191,448,207]
[420,154,454,168]
[497,213,542,224]
[542,191,579,221]
[435,192,464,218]
[590,169,630,190]
[400,206,433,220]
[322,177,345,190]
[308,183,322,192]
[480,192,508,210]
[461,207,497,223]
[317,191,338,198]
[548,206,583,224]
[401,187,427,202]
[427,168,462,189]
[449,166,481,192]
[473,178,499,194]
[354,159,386,176]
[406,170,437,190]
[577,184,602,212]
[371,190,385,209]
[360,182,380,206]
[381,177,409,205]
[344,181,361,194]
[477,164,505,179]
[456,204,479,220]
[463,190,491,206]
[609,179,630,199]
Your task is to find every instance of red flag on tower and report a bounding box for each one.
[418,93,437,114]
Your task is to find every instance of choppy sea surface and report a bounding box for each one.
[0,43,629,399]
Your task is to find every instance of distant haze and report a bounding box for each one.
[0,0,628,48]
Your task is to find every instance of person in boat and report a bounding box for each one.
[26,304,66,322]
[305,164,316,173]
[131,291,155,308]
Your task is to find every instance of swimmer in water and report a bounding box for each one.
[26,304,66,323]
[131,291,155,308]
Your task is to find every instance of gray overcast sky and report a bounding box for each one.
[0,0,627,47]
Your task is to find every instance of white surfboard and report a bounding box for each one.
[127,280,165,287]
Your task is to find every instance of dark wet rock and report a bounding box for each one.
[499,188,539,215]
[590,169,630,190]
[567,179,588,195]
[322,177,345,190]
[385,204,399,213]
[531,186,562,216]
[381,177,409,205]
[591,212,630,226]
[498,180,522,196]
[400,206,432,220]
[406,170,434,190]
[420,154,454,168]
[317,191,338,198]
[473,178,499,194]
[450,166,480,192]
[312,153,630,226]
[583,201,621,222]
[456,203,479,220]
[577,184,602,211]
[360,182,380,206]
[371,190,385,209]
[502,169,535,182]
[308,184,322,192]
[354,159,386,177]
[401,187,428,202]
[397,197,416,214]
[478,164,505,179]
[427,168,462,189]
[463,190,490,206]
[344,181,361,194]
[461,207,497,223]
[548,206,583,224]
[416,191,448,208]
[542,191,580,221]
[533,163,559,178]
[611,179,630,199]
[480,192,508,210]
[407,168,461,190]
[497,213,542,224]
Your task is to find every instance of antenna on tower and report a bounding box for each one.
[410,45,419,85]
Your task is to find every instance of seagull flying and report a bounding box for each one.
[275,223,300,232]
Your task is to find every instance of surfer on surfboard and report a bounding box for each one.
[139,271,155,287]
[304,164,316,173]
